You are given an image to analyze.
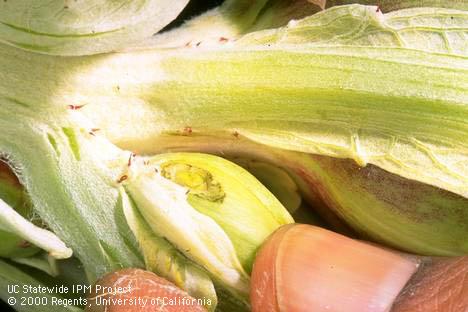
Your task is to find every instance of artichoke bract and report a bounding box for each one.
[121,153,294,310]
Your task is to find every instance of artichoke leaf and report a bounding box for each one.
[0,0,190,55]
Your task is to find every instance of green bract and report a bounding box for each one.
[121,188,219,311]
[233,158,302,214]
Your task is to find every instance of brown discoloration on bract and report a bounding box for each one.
[19,240,32,248]
[128,153,135,167]
[67,104,86,110]
[117,175,128,183]
[0,160,21,188]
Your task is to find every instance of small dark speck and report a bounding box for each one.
[451,16,454,19]
[19,241,32,248]
[64,5,69,9]
[196,41,202,47]
[117,175,128,183]
[116,85,120,91]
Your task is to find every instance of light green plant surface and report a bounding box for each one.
[0,2,467,311]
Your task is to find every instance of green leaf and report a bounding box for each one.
[0,0,189,55]
[237,5,468,55]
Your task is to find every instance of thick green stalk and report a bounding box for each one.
[79,47,468,197]
[1,46,466,197]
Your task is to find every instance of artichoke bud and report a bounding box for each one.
[0,161,40,258]
[122,152,294,306]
